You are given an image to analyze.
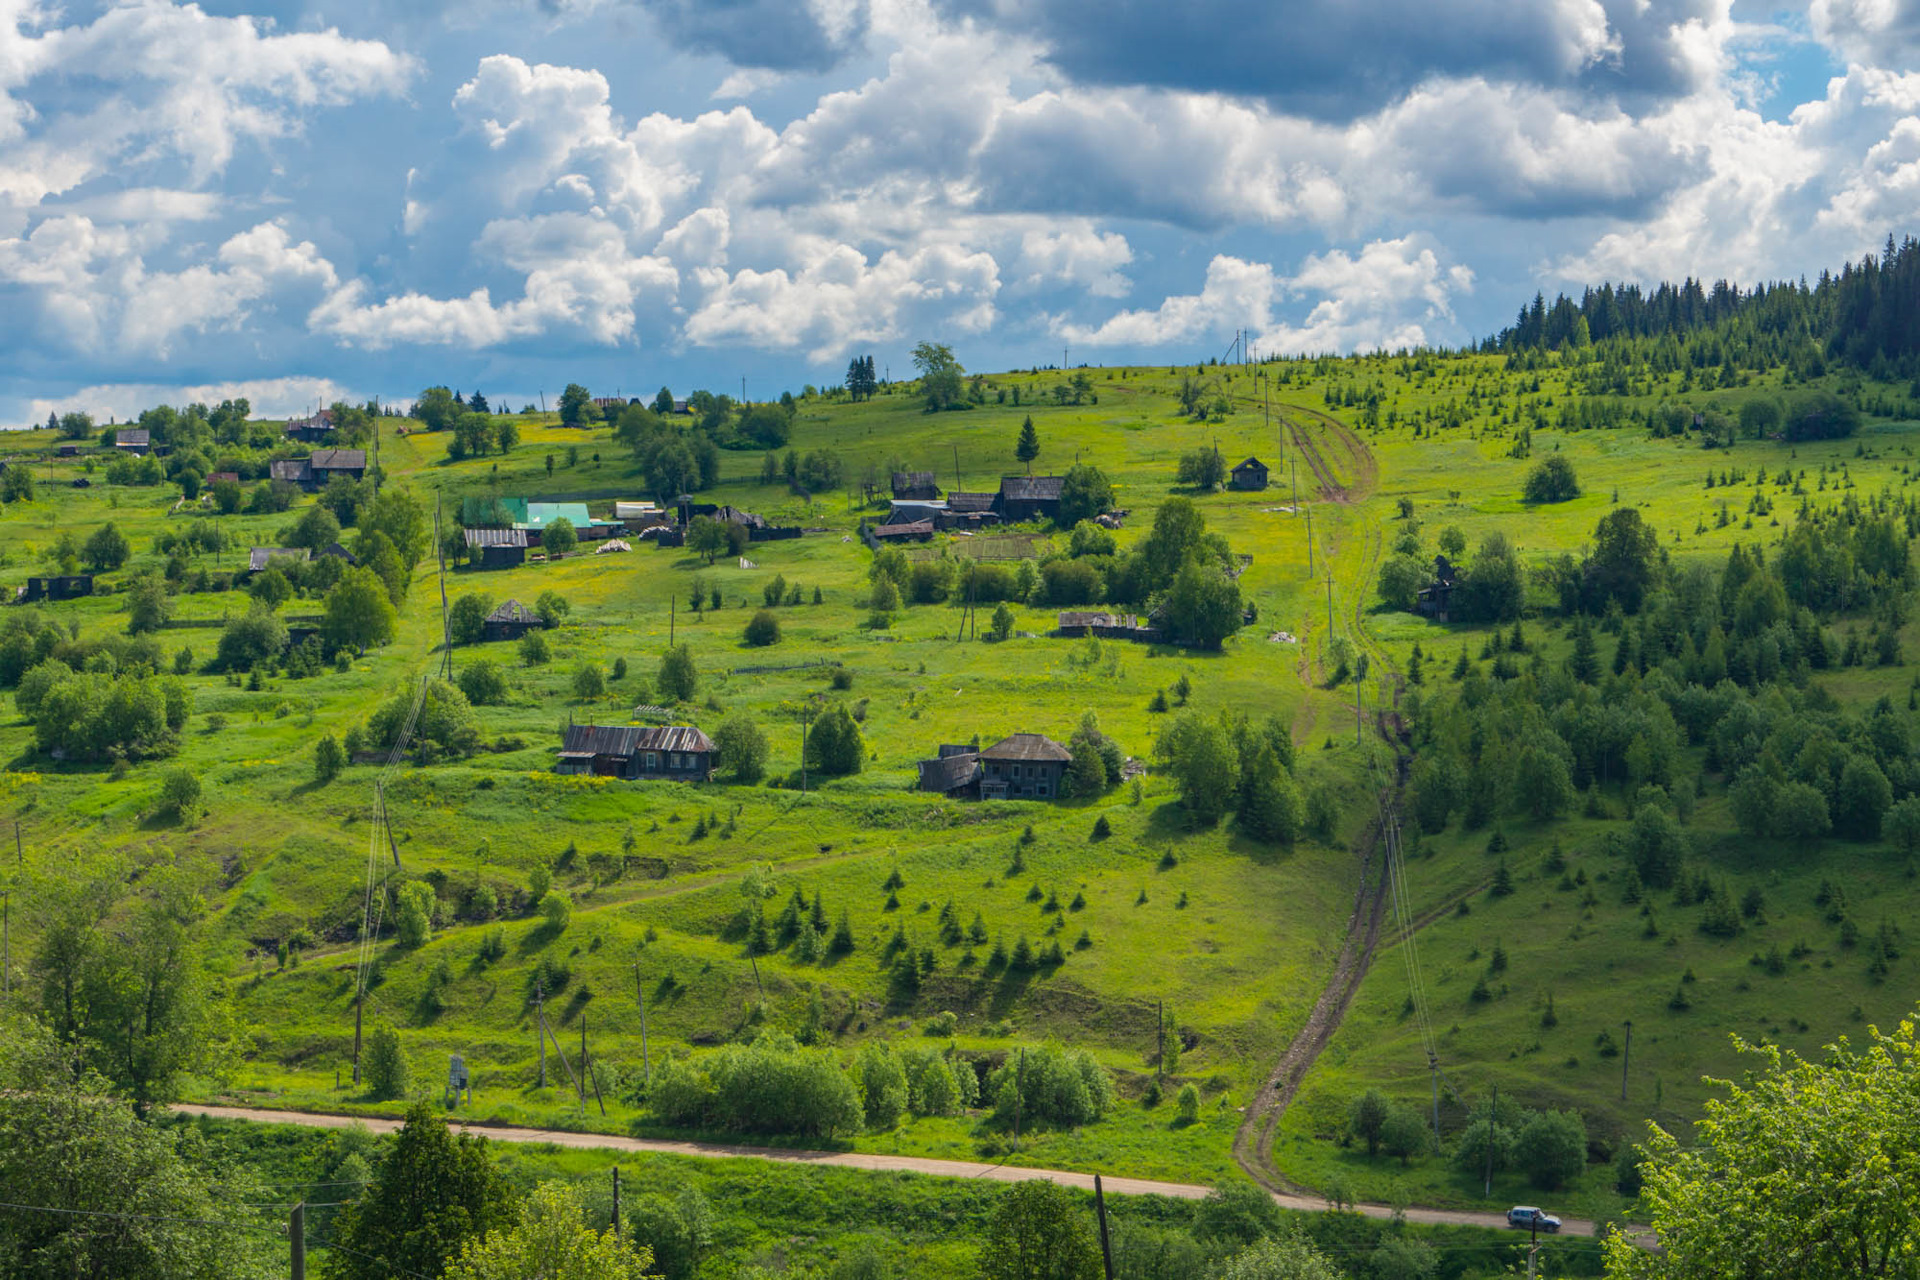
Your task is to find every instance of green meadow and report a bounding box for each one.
[6,348,1920,1232]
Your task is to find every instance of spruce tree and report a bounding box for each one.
[1015,416,1040,473]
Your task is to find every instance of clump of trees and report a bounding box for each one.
[1523,453,1581,503]
[18,661,190,760]
[368,679,481,760]
[647,1032,865,1137]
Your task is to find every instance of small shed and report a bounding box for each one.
[19,575,94,603]
[284,410,334,443]
[978,733,1072,800]
[464,527,528,570]
[891,471,941,501]
[1230,457,1269,490]
[555,723,715,780]
[484,599,546,641]
[113,429,150,454]
[1056,611,1163,642]
[871,519,934,544]
[56,445,80,458]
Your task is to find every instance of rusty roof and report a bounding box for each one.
[980,733,1072,762]
[873,520,933,537]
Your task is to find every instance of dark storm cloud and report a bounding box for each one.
[631,0,869,71]
[935,0,1718,120]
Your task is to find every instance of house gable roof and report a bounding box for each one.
[980,732,1072,762]
[999,475,1064,502]
[310,448,366,470]
[1233,456,1267,472]
[560,723,715,756]
[486,599,544,625]
[947,491,997,512]
[115,428,149,446]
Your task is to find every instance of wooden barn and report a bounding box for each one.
[484,599,546,641]
[996,475,1064,524]
[465,527,529,569]
[916,745,984,799]
[1230,457,1269,490]
[555,723,714,781]
[918,733,1072,801]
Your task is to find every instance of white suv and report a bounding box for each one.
[1506,1206,1562,1233]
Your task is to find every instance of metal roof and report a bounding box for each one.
[114,428,149,445]
[310,448,366,470]
[464,527,529,548]
[873,520,933,537]
[947,491,997,512]
[560,723,716,756]
[980,733,1072,762]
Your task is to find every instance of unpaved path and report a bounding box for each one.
[170,1103,1609,1236]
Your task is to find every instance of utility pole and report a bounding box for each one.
[1325,574,1335,639]
[800,711,809,794]
[1428,1053,1441,1155]
[1527,1216,1539,1279]
[2,891,8,998]
[1305,506,1315,576]
[1156,1000,1165,1082]
[612,1167,621,1242]
[14,819,20,864]
[1622,1020,1632,1103]
[290,1203,306,1280]
[1356,674,1365,746]
[351,988,363,1085]
[669,596,675,648]
[636,963,652,1085]
[1484,1085,1497,1197]
[1094,1175,1115,1280]
[953,443,963,493]
[536,984,547,1088]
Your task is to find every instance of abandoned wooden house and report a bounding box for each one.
[916,733,1073,801]
[283,410,334,443]
[996,475,1064,523]
[1414,554,1458,622]
[1230,457,1270,490]
[309,448,367,485]
[245,547,310,578]
[18,575,93,603]
[555,723,714,780]
[916,745,984,799]
[1055,611,1163,642]
[483,599,546,641]
[891,471,941,501]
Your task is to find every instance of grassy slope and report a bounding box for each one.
[6,356,1920,1218]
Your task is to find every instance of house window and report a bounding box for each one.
[1037,783,1049,798]
[645,753,658,770]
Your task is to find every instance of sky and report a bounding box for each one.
[0,0,1916,426]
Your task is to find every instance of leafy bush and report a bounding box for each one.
[713,713,768,782]
[448,593,491,645]
[368,679,481,758]
[361,1023,410,1100]
[457,659,507,706]
[744,609,781,647]
[216,607,289,671]
[1514,1108,1588,1189]
[647,1032,864,1137]
[28,667,189,760]
[985,1042,1115,1129]
[1523,454,1581,503]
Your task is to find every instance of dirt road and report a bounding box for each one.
[172,1103,1608,1237]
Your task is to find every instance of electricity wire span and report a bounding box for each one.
[351,670,434,1055]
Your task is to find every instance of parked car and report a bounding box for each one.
[1507,1206,1562,1233]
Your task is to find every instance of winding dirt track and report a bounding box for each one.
[171,1103,1609,1236]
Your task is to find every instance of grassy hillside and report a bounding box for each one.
[5,350,1920,1227]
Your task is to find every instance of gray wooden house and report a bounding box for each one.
[483,599,546,641]
[556,723,714,780]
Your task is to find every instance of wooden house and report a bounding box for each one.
[483,599,546,641]
[56,445,79,458]
[1414,555,1458,622]
[464,527,528,570]
[996,475,1064,524]
[555,723,714,781]
[1056,611,1162,642]
[283,410,334,443]
[978,734,1072,800]
[309,448,367,486]
[113,428,150,454]
[1230,457,1269,490]
[245,547,310,578]
[891,471,941,501]
[18,574,93,603]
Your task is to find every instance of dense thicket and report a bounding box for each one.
[1489,236,1920,380]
